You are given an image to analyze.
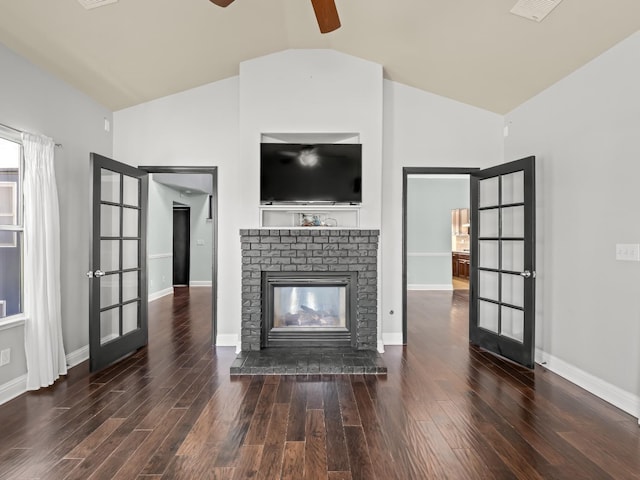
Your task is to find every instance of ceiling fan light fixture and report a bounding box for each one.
[310,0,341,34]
[510,0,564,22]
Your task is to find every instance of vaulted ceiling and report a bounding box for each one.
[1,0,639,114]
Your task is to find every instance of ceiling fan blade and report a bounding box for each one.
[310,0,341,33]
[209,0,235,7]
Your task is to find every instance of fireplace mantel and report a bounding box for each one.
[240,228,379,351]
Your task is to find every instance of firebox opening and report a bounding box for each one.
[263,272,357,348]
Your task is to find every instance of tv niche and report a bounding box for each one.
[260,143,362,204]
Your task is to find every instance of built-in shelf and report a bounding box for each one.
[259,204,360,228]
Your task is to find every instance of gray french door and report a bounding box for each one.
[88,153,148,372]
[470,156,536,368]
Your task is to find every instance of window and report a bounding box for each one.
[0,128,23,319]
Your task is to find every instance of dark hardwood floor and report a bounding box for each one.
[0,288,638,479]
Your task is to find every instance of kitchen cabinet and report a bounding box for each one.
[452,252,470,279]
[451,208,470,235]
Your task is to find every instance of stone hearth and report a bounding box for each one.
[230,347,386,375]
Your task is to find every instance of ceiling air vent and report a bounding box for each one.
[78,0,118,10]
[510,0,563,22]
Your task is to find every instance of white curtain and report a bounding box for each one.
[22,132,67,390]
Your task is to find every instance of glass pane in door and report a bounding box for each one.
[479,241,499,269]
[502,206,525,237]
[501,240,524,272]
[479,176,499,208]
[101,204,120,237]
[122,302,139,335]
[122,240,139,270]
[122,271,138,302]
[100,274,120,309]
[479,210,499,237]
[501,171,524,204]
[100,307,120,345]
[501,273,524,308]
[101,170,120,203]
[479,301,499,333]
[501,307,524,342]
[122,207,138,237]
[122,176,139,206]
[479,271,499,302]
[100,240,120,272]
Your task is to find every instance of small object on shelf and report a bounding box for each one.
[298,213,338,227]
[300,213,322,226]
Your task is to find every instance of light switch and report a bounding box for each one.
[196,239,205,246]
[615,243,640,261]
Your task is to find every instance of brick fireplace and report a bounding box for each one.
[239,228,379,352]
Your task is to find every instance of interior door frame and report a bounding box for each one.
[402,167,479,343]
[140,166,219,344]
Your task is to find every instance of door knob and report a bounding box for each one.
[86,270,106,278]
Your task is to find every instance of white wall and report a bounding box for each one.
[114,78,239,344]
[381,81,504,343]
[0,42,113,395]
[505,31,640,414]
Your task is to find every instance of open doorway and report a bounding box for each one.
[402,167,477,343]
[405,174,470,292]
[172,204,190,287]
[451,206,470,292]
[140,166,218,343]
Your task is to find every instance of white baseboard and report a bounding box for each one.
[66,345,89,368]
[408,284,453,291]
[377,339,385,353]
[0,346,89,405]
[0,374,27,405]
[148,253,172,260]
[189,281,212,287]
[536,348,639,421]
[382,332,404,346]
[148,287,173,302]
[216,334,239,349]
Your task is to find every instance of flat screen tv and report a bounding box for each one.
[260,143,362,204]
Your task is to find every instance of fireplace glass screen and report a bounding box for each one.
[273,286,346,329]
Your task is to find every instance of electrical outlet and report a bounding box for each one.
[615,244,640,261]
[0,348,10,367]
